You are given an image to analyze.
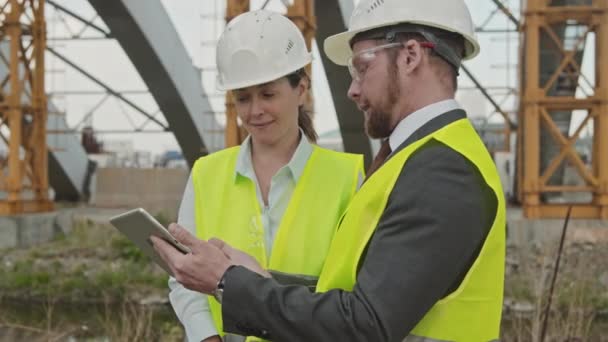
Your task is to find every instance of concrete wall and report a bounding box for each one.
[91,168,189,220]
[0,210,73,249]
[507,208,608,248]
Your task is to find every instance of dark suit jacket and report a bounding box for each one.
[220,109,499,341]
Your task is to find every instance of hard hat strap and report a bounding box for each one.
[351,24,462,75]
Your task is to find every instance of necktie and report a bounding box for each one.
[365,139,392,180]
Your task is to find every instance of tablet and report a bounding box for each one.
[109,208,191,276]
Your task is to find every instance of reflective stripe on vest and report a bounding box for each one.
[316,119,506,342]
[192,145,364,339]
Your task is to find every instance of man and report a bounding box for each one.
[153,0,506,341]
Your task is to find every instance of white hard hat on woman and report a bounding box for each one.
[216,9,313,91]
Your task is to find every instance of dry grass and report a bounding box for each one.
[501,242,608,341]
[3,216,606,341]
[0,295,184,341]
[0,218,184,341]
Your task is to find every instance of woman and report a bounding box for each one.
[169,10,363,342]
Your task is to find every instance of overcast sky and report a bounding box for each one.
[41,0,594,157]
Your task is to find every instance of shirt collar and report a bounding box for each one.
[388,99,461,152]
[234,129,313,182]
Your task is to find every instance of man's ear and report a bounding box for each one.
[398,39,424,74]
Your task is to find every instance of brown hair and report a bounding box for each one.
[286,68,318,143]
[425,29,464,91]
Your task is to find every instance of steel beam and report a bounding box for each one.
[88,0,223,165]
[314,0,372,165]
[490,0,521,28]
[47,0,111,38]
[47,47,168,130]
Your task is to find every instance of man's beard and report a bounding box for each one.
[365,63,400,139]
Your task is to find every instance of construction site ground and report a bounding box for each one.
[0,206,607,341]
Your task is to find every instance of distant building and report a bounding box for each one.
[88,139,153,168]
[155,150,187,169]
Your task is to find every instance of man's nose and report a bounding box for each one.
[347,79,361,101]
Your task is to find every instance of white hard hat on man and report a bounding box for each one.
[216,10,312,91]
[324,0,480,70]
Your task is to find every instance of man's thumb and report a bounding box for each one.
[168,223,197,247]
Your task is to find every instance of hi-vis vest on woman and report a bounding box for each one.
[316,119,506,342]
[192,145,363,340]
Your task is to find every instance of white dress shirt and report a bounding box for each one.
[169,132,313,342]
[388,99,462,154]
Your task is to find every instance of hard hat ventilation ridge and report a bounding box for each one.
[216,10,313,90]
[286,39,295,55]
[259,14,273,40]
[366,0,385,14]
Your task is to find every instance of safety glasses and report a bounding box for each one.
[347,42,402,83]
[347,40,436,82]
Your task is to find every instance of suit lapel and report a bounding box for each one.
[387,109,467,163]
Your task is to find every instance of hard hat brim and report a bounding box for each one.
[324,21,480,67]
[323,27,372,66]
[217,54,313,91]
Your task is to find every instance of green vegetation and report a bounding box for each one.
[3,215,606,341]
[0,220,167,302]
[0,217,183,341]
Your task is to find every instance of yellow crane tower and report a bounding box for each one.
[519,0,608,218]
[0,0,53,215]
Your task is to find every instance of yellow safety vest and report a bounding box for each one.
[316,119,506,342]
[192,145,364,340]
